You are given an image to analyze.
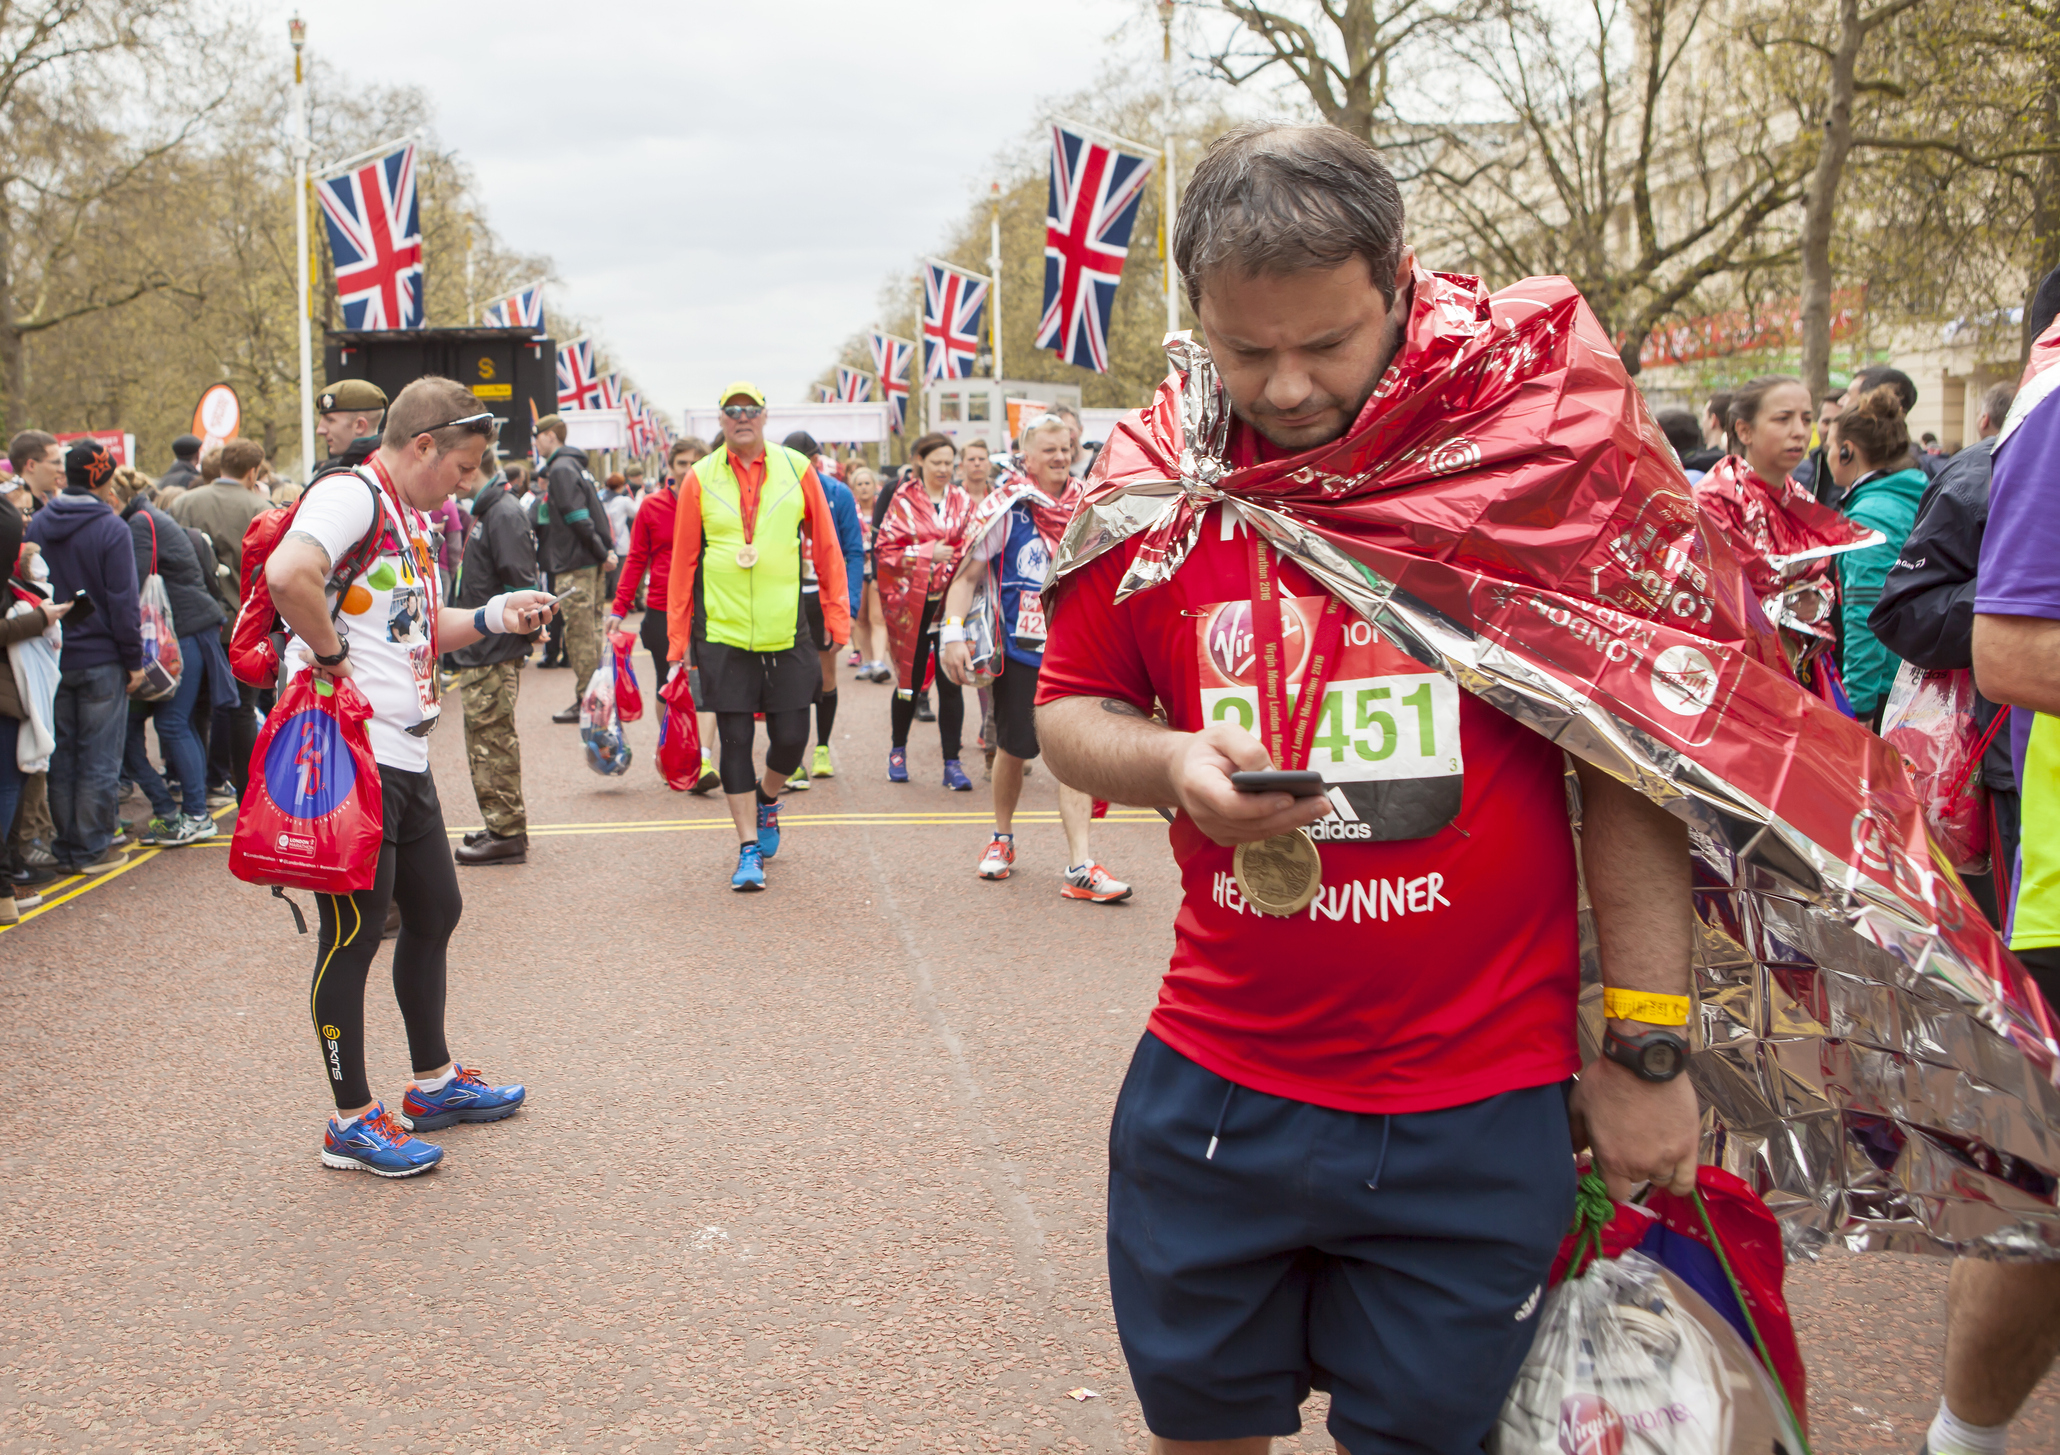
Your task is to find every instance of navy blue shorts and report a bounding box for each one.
[1108,1033,1575,1451]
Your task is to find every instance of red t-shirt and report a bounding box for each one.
[1036,503,1582,1114]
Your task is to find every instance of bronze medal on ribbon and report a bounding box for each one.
[1233,829,1324,916]
[1229,533,1348,917]
[736,544,759,569]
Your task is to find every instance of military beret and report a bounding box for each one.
[316,379,388,414]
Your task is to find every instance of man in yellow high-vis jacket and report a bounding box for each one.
[666,382,849,891]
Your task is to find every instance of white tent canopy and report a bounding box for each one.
[679,401,892,446]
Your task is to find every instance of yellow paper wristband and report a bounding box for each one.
[1602,989,1691,1026]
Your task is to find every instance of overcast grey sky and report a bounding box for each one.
[271,0,1164,420]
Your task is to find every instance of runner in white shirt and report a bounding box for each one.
[265,375,560,1179]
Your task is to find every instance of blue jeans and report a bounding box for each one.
[49,662,128,867]
[123,635,210,820]
[0,717,21,851]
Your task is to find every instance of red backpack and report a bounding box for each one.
[227,470,391,688]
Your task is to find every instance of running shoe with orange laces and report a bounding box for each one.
[978,833,1015,880]
[1060,862,1133,903]
[321,1102,444,1177]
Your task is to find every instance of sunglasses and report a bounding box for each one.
[721,404,765,420]
[419,411,502,440]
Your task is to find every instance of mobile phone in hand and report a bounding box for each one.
[66,589,96,624]
[1229,769,1328,797]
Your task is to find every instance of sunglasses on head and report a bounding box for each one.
[418,411,501,441]
[721,404,764,420]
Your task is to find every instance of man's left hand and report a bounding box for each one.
[1567,1053,1699,1199]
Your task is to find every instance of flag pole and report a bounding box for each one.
[989,180,1004,384]
[1159,1,1180,336]
[289,14,314,478]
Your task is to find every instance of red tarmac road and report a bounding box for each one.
[2,639,2057,1452]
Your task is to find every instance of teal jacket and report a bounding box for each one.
[1839,466,1930,718]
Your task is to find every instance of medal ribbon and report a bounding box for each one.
[363,454,438,661]
[1247,528,1346,773]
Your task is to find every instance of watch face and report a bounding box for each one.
[1642,1039,1684,1079]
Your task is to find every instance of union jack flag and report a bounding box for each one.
[597,373,623,413]
[623,389,649,454]
[1037,123,1155,373]
[922,260,990,382]
[835,366,874,403]
[317,143,425,331]
[814,384,834,403]
[482,282,544,331]
[557,337,602,411]
[868,331,916,432]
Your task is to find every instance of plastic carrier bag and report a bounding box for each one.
[134,512,182,701]
[1880,663,1997,873]
[228,673,383,895]
[1492,1172,1808,1455]
[657,665,703,791]
[580,642,632,776]
[610,630,644,722]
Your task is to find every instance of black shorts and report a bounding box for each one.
[696,638,818,714]
[1109,1033,1575,1449]
[803,591,831,652]
[376,764,445,846]
[990,655,1040,760]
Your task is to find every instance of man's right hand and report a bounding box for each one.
[604,614,624,634]
[1170,722,1333,846]
[42,598,72,621]
[940,639,975,686]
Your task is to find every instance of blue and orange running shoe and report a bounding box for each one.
[397,1065,526,1132]
[756,795,782,859]
[321,1102,443,1177]
[732,841,766,891]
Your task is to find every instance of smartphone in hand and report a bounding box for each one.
[65,589,96,624]
[1228,770,1328,797]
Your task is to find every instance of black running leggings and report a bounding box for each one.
[310,823,460,1110]
[716,708,810,795]
[891,604,963,757]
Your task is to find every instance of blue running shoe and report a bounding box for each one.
[397,1065,526,1132]
[942,758,973,791]
[321,1102,443,1177]
[888,746,909,783]
[756,795,782,859]
[732,841,766,891]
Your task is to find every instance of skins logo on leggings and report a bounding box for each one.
[323,1024,343,1082]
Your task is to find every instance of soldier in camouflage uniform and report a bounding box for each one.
[533,414,615,721]
[450,453,542,865]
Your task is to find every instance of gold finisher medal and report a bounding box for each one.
[1233,828,1323,917]
[735,544,759,569]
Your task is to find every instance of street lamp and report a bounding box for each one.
[290,14,315,478]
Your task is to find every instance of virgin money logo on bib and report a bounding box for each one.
[261,709,359,822]
[1204,599,1309,685]
[1557,1395,1624,1455]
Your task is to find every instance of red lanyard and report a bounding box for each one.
[1247,529,1346,771]
[361,455,438,654]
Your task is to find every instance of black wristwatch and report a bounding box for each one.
[312,639,350,668]
[1602,1024,1691,1082]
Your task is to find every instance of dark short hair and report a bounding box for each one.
[1174,122,1407,311]
[1654,408,1702,459]
[1703,393,1731,425]
[909,432,955,463]
[220,438,266,478]
[1851,365,1917,412]
[7,430,55,475]
[1983,380,2017,429]
[783,430,822,456]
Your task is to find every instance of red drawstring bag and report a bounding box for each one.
[229,673,384,895]
[610,631,644,722]
[657,667,703,791]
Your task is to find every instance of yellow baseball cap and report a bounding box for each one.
[718,380,766,406]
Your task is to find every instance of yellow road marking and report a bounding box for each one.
[0,804,236,935]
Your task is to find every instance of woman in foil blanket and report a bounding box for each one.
[873,431,975,787]
[1691,374,1880,709]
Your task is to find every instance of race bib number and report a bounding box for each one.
[1012,589,1048,648]
[1197,595,1463,840]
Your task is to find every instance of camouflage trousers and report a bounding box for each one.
[557,565,605,699]
[457,661,526,837]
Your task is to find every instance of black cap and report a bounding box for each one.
[782,430,821,457]
[1851,365,1918,412]
[172,434,201,460]
[64,438,114,492]
[2030,265,2060,345]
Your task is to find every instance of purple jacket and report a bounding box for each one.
[24,488,142,671]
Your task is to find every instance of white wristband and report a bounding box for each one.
[481,592,518,634]
[937,624,969,645]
